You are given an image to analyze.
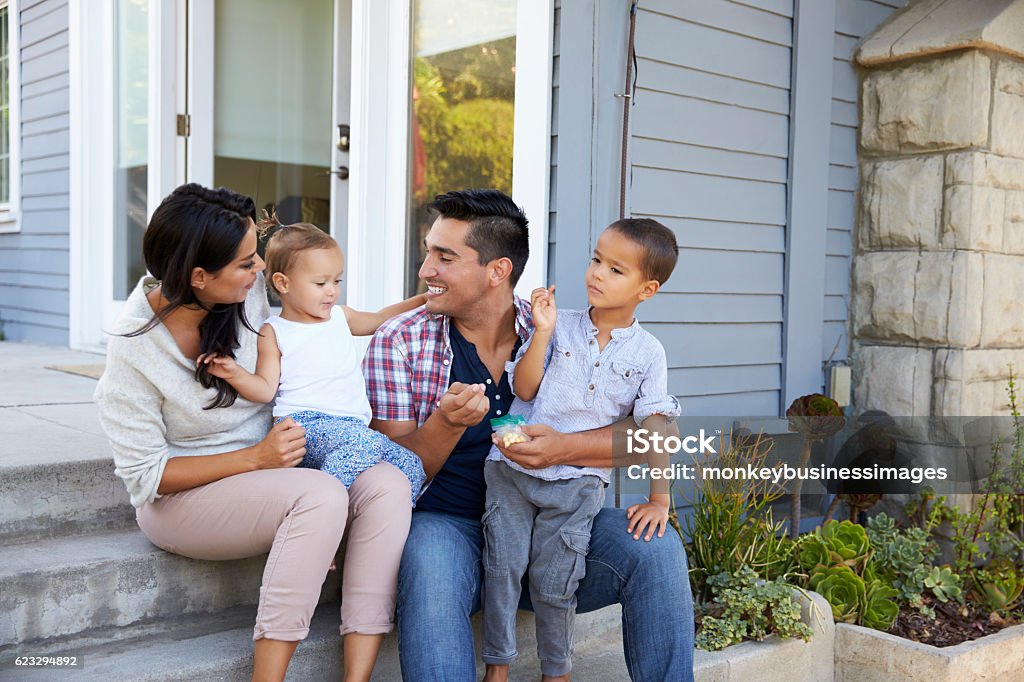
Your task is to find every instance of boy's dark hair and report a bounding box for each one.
[428,189,529,287]
[606,218,678,284]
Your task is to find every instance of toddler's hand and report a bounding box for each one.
[197,353,240,381]
[625,497,670,542]
[530,285,557,333]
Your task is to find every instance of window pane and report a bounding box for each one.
[405,0,517,296]
[113,0,149,299]
[214,0,334,240]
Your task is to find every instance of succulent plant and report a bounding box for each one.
[786,393,846,538]
[820,520,871,570]
[972,559,1024,613]
[862,580,900,630]
[786,393,846,441]
[810,565,865,624]
[797,535,831,573]
[924,565,962,603]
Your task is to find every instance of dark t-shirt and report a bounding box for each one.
[414,323,521,520]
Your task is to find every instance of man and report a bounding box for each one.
[364,189,695,681]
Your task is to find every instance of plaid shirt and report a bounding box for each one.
[364,297,534,425]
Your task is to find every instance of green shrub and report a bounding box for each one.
[695,566,812,652]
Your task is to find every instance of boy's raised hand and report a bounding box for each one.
[531,285,557,333]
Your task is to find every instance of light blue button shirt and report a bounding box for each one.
[487,308,680,483]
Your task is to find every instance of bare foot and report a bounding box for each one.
[483,664,509,682]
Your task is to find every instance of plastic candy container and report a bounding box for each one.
[491,414,530,447]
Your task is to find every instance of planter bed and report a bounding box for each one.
[695,590,835,682]
[835,620,1024,682]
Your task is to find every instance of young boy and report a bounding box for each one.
[481,218,681,682]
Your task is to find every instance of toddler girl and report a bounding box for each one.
[200,212,428,500]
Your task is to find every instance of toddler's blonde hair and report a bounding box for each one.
[258,209,338,295]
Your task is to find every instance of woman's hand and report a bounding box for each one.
[251,417,307,469]
[197,353,240,381]
[491,423,567,469]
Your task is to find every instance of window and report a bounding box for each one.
[0,0,20,233]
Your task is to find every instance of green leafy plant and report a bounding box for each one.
[923,565,963,603]
[971,558,1024,614]
[809,565,864,624]
[786,394,845,538]
[862,580,900,630]
[695,566,813,651]
[866,512,939,607]
[681,430,795,603]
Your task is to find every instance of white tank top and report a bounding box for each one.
[266,306,373,424]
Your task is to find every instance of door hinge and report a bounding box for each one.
[176,113,191,138]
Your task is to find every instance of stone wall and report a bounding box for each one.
[852,48,1024,417]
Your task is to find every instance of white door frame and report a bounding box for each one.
[347,0,553,312]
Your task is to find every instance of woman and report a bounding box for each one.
[94,184,412,682]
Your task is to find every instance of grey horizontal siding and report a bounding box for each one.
[630,0,793,416]
[547,1,560,286]
[0,0,71,345]
[823,0,906,365]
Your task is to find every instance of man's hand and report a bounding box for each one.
[491,423,567,469]
[626,495,670,542]
[530,285,557,333]
[438,382,490,429]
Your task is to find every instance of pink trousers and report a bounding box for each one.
[136,462,412,640]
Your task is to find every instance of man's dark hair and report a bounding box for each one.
[606,218,679,284]
[428,189,529,287]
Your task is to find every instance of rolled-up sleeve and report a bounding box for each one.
[364,328,416,422]
[505,331,553,398]
[633,345,681,426]
[94,359,170,508]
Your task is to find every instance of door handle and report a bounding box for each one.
[321,166,350,180]
[336,124,350,152]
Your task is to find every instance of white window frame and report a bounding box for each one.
[0,0,22,233]
[346,0,553,311]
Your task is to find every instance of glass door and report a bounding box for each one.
[207,0,343,237]
[108,0,350,305]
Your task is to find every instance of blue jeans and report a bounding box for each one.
[396,508,695,681]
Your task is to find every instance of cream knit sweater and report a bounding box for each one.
[94,275,272,508]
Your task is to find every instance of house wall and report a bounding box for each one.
[0,0,70,345]
[550,0,909,417]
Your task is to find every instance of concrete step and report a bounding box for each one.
[0,602,626,681]
[0,402,134,543]
[0,528,340,646]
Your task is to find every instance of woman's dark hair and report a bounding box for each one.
[428,189,529,286]
[126,183,258,409]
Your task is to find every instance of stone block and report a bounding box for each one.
[1005,191,1024,253]
[853,252,982,346]
[853,252,917,342]
[862,52,990,153]
[992,58,1024,159]
[945,151,1024,191]
[860,157,943,249]
[941,185,1005,251]
[933,348,1024,416]
[852,345,933,416]
[981,253,1024,346]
